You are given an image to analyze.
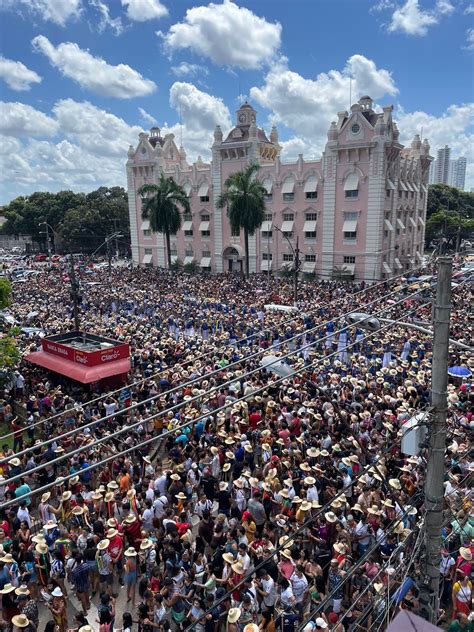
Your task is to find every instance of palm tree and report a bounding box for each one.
[217,162,266,277]
[138,174,190,269]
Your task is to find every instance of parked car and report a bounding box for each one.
[34,253,48,261]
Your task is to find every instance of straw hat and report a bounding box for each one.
[51,587,63,597]
[79,627,94,632]
[123,514,136,524]
[460,547,472,561]
[223,552,235,564]
[307,447,319,457]
[170,473,181,481]
[223,463,231,472]
[325,512,338,523]
[281,549,292,559]
[107,481,119,490]
[41,492,51,503]
[0,583,15,593]
[389,479,401,490]
[175,492,187,500]
[61,491,72,502]
[15,585,30,596]
[300,501,312,511]
[104,492,115,503]
[124,547,137,557]
[140,539,153,550]
[232,561,245,574]
[43,520,57,530]
[97,539,110,551]
[374,583,384,593]
[228,608,241,623]
[72,506,84,516]
[243,625,260,632]
[11,614,30,628]
[91,492,103,501]
[8,458,20,467]
[35,543,49,555]
[106,528,118,538]
[304,476,316,486]
[233,479,244,489]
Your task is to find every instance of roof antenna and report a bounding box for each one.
[179,103,183,147]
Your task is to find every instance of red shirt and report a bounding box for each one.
[108,534,123,560]
[249,412,261,430]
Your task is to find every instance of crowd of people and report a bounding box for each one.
[0,261,472,632]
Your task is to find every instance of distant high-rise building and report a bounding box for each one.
[435,145,451,184]
[429,160,437,184]
[450,157,467,190]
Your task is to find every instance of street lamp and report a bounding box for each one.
[38,221,55,260]
[272,224,301,306]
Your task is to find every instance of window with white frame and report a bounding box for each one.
[305,191,317,200]
[183,213,192,222]
[201,213,210,222]
[143,229,152,238]
[305,231,316,239]
[283,192,294,202]
[144,248,152,255]
[202,250,211,258]
[345,189,358,199]
[283,253,294,262]
[264,213,273,221]
[184,229,193,237]
[262,252,273,260]
[305,254,316,262]
[201,230,211,237]
[262,231,273,239]
[200,195,210,203]
[343,256,356,264]
[231,226,240,237]
[344,231,357,241]
[305,212,317,221]
[283,212,294,221]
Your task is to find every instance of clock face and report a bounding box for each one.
[351,123,361,134]
[239,113,246,123]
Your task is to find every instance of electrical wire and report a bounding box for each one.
[0,288,437,484]
[0,259,441,442]
[1,272,436,462]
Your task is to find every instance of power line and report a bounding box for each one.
[0,260,438,442]
[0,284,438,477]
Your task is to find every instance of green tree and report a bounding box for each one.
[217,162,266,277]
[138,174,190,269]
[0,279,20,390]
[425,210,474,250]
[183,259,199,274]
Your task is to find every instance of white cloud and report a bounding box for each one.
[32,35,156,98]
[388,0,438,36]
[121,0,168,21]
[171,61,208,78]
[0,102,58,137]
[153,82,232,162]
[90,0,123,35]
[435,0,454,15]
[162,0,281,68]
[0,57,42,91]
[0,98,144,203]
[52,99,144,157]
[466,28,474,50]
[380,0,455,36]
[138,107,158,126]
[465,3,474,14]
[250,55,397,150]
[1,0,81,26]
[396,103,474,187]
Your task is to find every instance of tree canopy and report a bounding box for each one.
[1,186,131,253]
[0,278,20,390]
[426,184,474,248]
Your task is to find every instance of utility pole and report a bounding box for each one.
[69,254,81,331]
[107,235,112,280]
[293,235,300,307]
[419,256,452,623]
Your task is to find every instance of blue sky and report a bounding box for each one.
[0,0,473,204]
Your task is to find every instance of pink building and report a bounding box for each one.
[126,96,432,281]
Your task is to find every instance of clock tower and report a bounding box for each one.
[236,102,256,127]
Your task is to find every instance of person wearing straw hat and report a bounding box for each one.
[96,539,113,597]
[11,614,30,632]
[123,547,138,606]
[227,606,242,632]
[0,582,18,622]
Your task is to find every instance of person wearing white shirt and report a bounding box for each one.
[257,569,276,612]
[237,544,251,572]
[154,472,167,495]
